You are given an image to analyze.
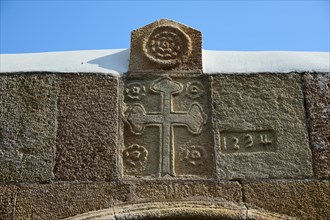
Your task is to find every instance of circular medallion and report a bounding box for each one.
[143,26,192,66]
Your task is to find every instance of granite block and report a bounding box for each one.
[212,74,312,179]
[15,183,130,220]
[0,75,58,183]
[304,73,330,179]
[243,180,330,220]
[54,74,119,181]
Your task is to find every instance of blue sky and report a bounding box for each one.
[1,1,329,54]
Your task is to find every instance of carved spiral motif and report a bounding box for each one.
[143,26,192,66]
[123,144,148,168]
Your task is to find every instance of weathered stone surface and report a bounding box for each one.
[15,183,131,220]
[304,73,330,179]
[129,19,202,73]
[122,75,214,179]
[65,209,116,220]
[247,209,294,220]
[65,201,247,220]
[0,75,58,183]
[55,74,119,181]
[0,185,17,220]
[243,180,330,220]
[212,74,312,179]
[114,201,246,220]
[133,180,242,204]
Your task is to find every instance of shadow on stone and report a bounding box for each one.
[87,49,129,73]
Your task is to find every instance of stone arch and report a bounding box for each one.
[65,201,293,220]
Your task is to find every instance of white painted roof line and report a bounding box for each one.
[1,49,329,75]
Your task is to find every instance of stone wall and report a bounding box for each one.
[0,72,329,220]
[1,19,329,220]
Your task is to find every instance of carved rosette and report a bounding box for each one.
[143,25,192,66]
[125,83,146,100]
[186,81,205,99]
[184,145,207,166]
[123,144,148,170]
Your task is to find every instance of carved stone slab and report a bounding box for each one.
[213,74,313,179]
[121,75,214,179]
[123,19,212,179]
[129,19,202,73]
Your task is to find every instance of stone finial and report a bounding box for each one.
[129,19,202,73]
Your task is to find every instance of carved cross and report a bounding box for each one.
[127,77,207,177]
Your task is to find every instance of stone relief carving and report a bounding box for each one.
[143,26,192,66]
[126,77,207,177]
[122,144,148,169]
[184,145,207,166]
[124,20,211,179]
[123,76,214,178]
[125,83,146,100]
[220,130,276,153]
[186,81,205,99]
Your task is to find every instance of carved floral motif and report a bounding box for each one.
[123,144,148,168]
[185,145,206,166]
[125,83,146,100]
[143,26,192,66]
[186,81,205,99]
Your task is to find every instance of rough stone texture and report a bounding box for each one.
[132,180,242,204]
[114,201,246,220]
[247,209,294,220]
[65,201,247,220]
[243,180,330,220]
[0,185,17,220]
[65,209,116,220]
[66,201,296,220]
[55,74,119,181]
[304,73,330,179]
[129,19,202,73]
[15,183,131,220]
[212,74,313,179]
[0,75,58,183]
